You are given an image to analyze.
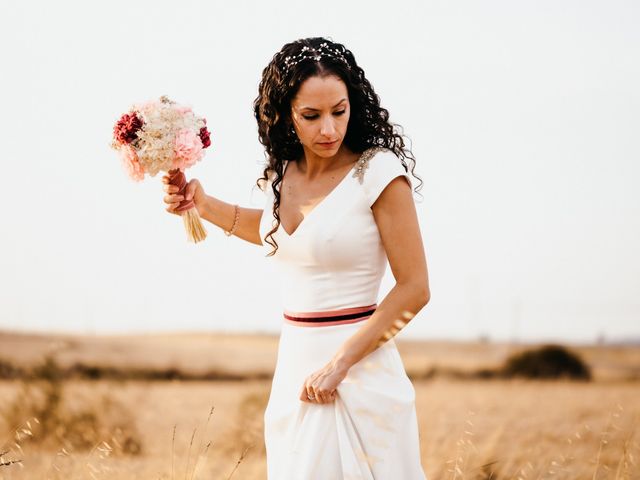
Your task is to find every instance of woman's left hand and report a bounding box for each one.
[298,360,349,404]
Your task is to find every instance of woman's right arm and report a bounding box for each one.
[162,175,264,246]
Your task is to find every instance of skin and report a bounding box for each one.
[280,75,360,236]
[163,74,430,406]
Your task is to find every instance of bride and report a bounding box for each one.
[163,37,430,479]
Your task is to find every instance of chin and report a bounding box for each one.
[314,149,337,158]
[313,141,342,157]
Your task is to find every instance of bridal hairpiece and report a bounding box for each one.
[281,42,349,74]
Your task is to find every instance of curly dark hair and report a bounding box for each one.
[254,37,423,256]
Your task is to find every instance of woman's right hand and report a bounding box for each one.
[162,174,206,217]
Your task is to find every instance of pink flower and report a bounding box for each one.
[173,128,204,171]
[120,145,145,181]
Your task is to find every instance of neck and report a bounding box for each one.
[298,144,353,177]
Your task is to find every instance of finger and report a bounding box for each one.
[321,390,335,404]
[185,180,198,201]
[306,386,317,403]
[319,390,334,404]
[164,194,184,204]
[299,384,311,403]
[163,184,178,194]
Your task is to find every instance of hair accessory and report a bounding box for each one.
[281,42,349,75]
[224,204,240,236]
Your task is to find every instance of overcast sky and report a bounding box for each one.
[1,0,638,343]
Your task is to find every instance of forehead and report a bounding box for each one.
[292,75,348,109]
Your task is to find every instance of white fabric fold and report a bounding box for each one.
[264,322,427,479]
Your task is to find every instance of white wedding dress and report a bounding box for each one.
[259,147,427,479]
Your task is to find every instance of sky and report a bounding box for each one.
[0,0,638,343]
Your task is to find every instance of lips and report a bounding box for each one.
[318,140,338,147]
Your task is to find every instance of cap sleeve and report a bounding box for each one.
[361,149,412,208]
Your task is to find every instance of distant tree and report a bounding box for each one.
[502,344,592,380]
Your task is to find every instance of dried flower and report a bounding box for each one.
[173,128,204,171]
[199,126,211,148]
[120,145,145,181]
[113,112,143,145]
[111,96,211,179]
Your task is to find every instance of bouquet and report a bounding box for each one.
[111,95,212,243]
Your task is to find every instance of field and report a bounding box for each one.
[0,331,638,479]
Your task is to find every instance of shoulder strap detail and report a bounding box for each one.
[352,147,385,184]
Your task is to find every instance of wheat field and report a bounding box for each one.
[0,332,638,479]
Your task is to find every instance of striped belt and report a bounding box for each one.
[283,304,377,327]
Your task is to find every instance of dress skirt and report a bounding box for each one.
[264,305,427,480]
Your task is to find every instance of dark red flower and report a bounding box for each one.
[114,112,143,145]
[199,126,212,148]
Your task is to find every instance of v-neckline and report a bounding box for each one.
[279,156,358,238]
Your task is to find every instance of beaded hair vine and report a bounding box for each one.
[281,42,350,75]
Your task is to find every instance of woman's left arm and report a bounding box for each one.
[299,175,430,403]
[334,175,430,366]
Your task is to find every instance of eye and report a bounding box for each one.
[334,110,346,116]
[302,114,318,120]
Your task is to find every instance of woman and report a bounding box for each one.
[163,37,430,479]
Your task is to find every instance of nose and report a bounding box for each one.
[320,115,336,138]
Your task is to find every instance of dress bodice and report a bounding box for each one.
[259,147,412,312]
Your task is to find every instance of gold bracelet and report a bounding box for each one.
[224,204,240,236]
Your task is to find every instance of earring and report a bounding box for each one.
[289,125,299,142]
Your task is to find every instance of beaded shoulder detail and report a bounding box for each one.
[351,147,385,184]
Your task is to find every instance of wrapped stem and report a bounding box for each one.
[167,169,207,243]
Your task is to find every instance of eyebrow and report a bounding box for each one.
[299,98,347,111]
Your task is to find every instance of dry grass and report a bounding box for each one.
[0,379,637,479]
[0,332,638,479]
[416,379,639,479]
